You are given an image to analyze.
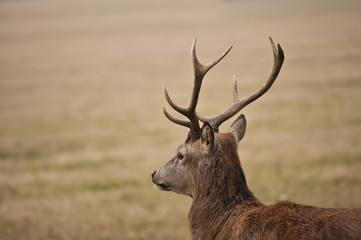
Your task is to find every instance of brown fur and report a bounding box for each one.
[187,133,361,240]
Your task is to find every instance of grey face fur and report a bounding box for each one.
[152,122,215,197]
[152,117,246,198]
[152,143,195,197]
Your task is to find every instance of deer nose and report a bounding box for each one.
[151,171,157,178]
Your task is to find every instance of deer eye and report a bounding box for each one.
[177,153,184,161]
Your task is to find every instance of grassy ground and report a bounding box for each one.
[0,0,360,239]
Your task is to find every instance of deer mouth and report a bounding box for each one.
[152,178,170,191]
[155,183,170,191]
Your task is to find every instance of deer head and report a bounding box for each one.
[152,38,284,200]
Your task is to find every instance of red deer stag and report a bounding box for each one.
[151,38,361,240]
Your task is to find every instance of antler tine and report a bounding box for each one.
[163,76,202,135]
[232,75,240,104]
[198,37,285,132]
[192,39,233,79]
[163,107,192,128]
[163,39,233,139]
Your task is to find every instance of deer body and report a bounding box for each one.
[191,198,361,239]
[151,38,361,239]
[186,133,361,240]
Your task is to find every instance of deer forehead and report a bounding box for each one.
[180,133,224,154]
[177,141,202,156]
[177,144,188,153]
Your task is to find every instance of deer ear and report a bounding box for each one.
[201,122,214,150]
[229,114,247,143]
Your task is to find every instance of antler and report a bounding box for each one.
[163,39,232,141]
[197,37,285,132]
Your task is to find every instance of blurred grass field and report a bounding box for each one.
[0,0,361,239]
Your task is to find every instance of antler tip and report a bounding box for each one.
[269,36,275,44]
[269,37,277,53]
[192,38,197,51]
[162,84,172,106]
[162,106,167,114]
[223,45,233,57]
[277,43,285,61]
[268,37,284,62]
[232,75,240,104]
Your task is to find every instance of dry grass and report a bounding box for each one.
[0,0,360,239]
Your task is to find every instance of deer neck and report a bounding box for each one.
[190,158,255,211]
[188,137,258,238]
[189,178,259,240]
[198,135,254,204]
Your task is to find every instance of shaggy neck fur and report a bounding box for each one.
[189,133,260,239]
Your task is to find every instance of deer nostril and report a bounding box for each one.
[151,171,156,178]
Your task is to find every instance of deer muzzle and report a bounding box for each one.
[151,170,170,191]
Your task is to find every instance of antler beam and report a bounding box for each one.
[197,37,285,132]
[163,39,232,141]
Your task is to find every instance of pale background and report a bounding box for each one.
[0,0,360,239]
